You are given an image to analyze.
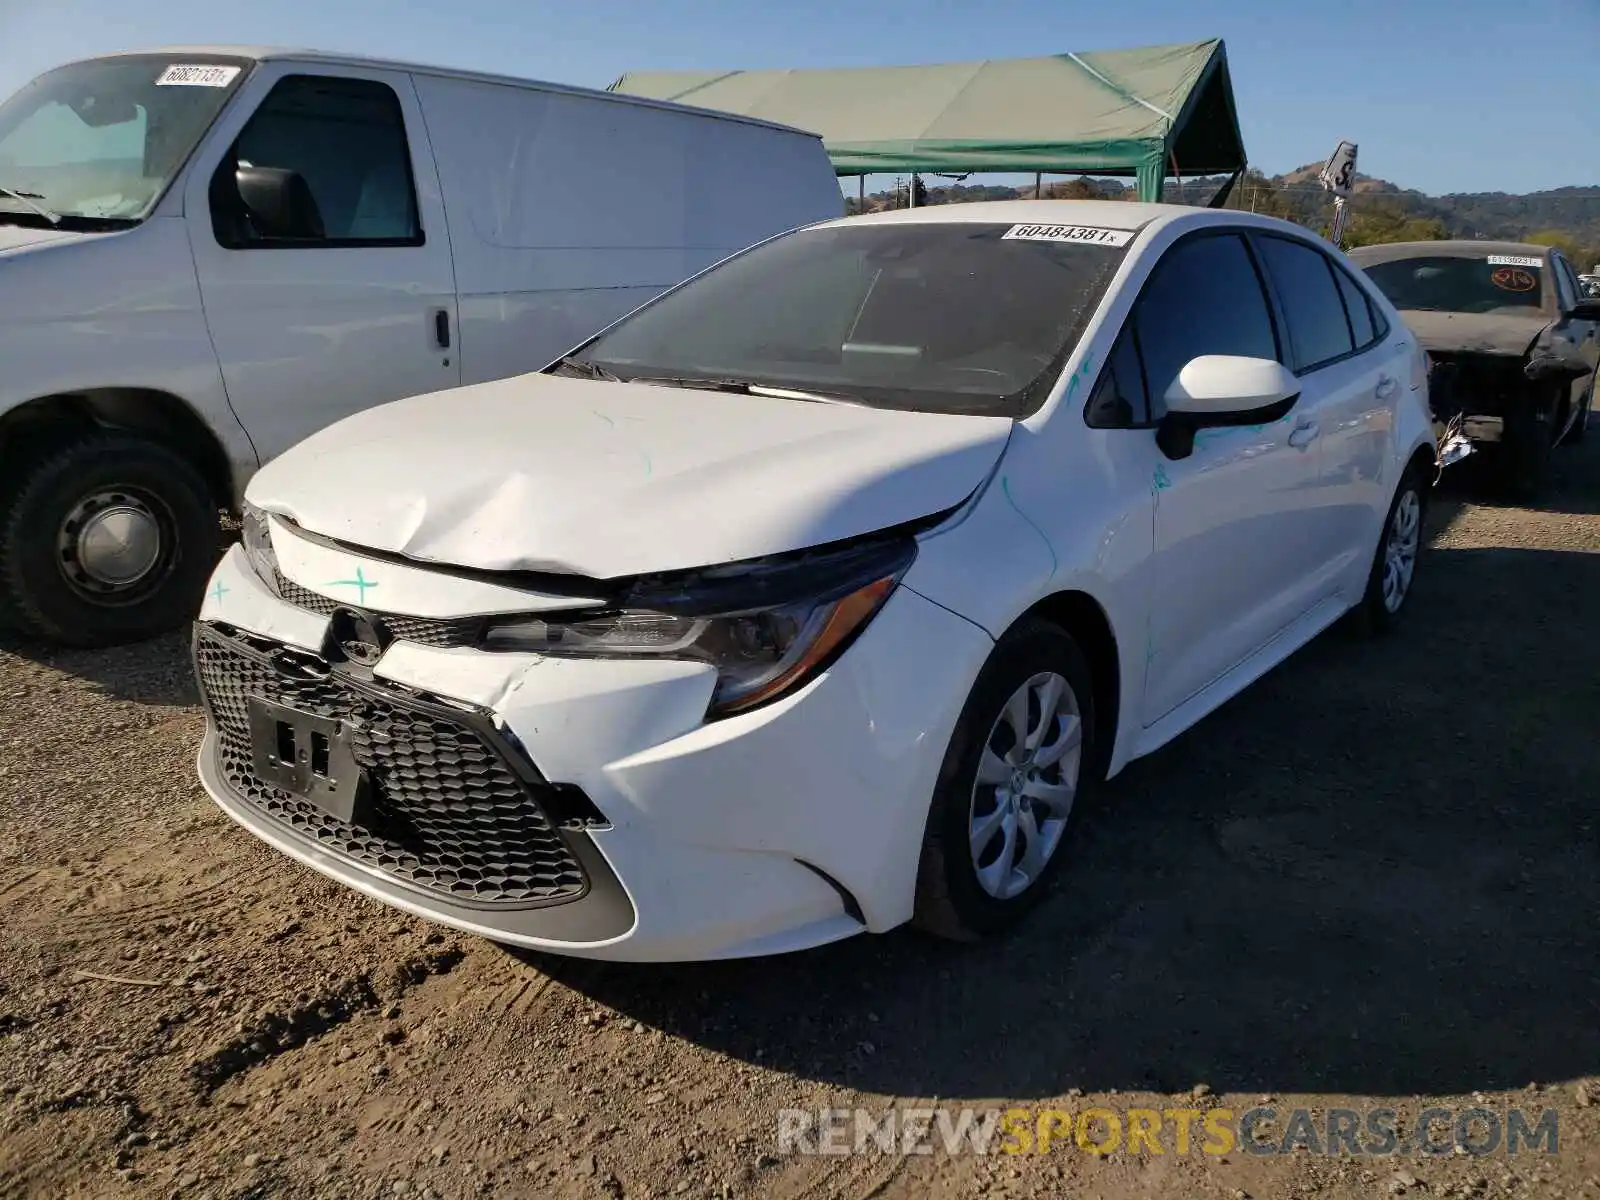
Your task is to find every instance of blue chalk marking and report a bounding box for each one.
[326,565,379,603]
[1001,475,1057,577]
[1150,464,1172,494]
[211,581,228,603]
[590,409,616,429]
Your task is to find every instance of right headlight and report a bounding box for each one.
[239,502,283,597]
[481,535,917,718]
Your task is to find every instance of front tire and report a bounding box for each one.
[912,619,1098,942]
[0,434,221,647]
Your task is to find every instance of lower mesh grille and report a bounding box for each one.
[274,573,484,649]
[194,623,587,907]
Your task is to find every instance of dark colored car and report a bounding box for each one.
[1349,240,1599,497]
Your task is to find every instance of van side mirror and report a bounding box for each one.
[1569,300,1600,322]
[235,166,325,241]
[1156,355,1301,460]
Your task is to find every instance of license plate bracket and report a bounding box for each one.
[246,696,367,823]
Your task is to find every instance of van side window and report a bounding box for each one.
[211,75,421,249]
[1134,233,1280,418]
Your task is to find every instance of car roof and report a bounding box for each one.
[813,199,1324,241]
[45,46,821,140]
[1347,240,1553,264]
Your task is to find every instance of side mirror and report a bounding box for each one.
[1569,300,1600,322]
[1157,355,1301,460]
[235,166,324,241]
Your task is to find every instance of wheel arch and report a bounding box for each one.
[1010,589,1121,783]
[0,388,236,511]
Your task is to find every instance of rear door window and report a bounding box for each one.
[1255,235,1356,371]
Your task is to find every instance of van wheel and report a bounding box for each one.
[0,434,220,647]
[912,619,1097,942]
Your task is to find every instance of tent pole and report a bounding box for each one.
[1035,172,1042,199]
[909,172,918,208]
[859,174,865,211]
[1169,150,1183,203]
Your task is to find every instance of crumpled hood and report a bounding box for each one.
[1398,309,1548,358]
[246,373,1013,579]
[0,223,87,256]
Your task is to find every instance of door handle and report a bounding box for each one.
[1375,374,1398,399]
[432,308,451,350]
[1287,419,1320,449]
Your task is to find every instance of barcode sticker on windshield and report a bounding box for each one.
[156,64,242,87]
[1487,255,1541,268]
[1002,224,1133,247]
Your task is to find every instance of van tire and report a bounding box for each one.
[0,434,220,647]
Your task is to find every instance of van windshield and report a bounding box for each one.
[0,54,250,227]
[563,222,1132,417]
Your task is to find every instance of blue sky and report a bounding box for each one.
[1,0,1596,196]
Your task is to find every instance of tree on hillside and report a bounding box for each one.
[1523,229,1598,268]
[1340,202,1449,248]
[911,175,929,207]
[1044,177,1099,200]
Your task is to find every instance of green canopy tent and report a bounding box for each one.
[609,38,1246,204]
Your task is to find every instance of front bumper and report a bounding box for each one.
[193,545,994,962]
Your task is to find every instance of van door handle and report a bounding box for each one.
[1288,419,1320,449]
[432,309,451,350]
[1375,374,1398,399]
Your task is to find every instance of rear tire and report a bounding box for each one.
[0,434,221,647]
[912,619,1098,942]
[1351,465,1427,637]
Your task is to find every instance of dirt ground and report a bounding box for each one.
[2,439,1599,1200]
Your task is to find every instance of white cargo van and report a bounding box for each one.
[0,47,842,647]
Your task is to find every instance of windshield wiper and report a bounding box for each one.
[629,375,863,406]
[0,184,61,225]
[549,355,623,382]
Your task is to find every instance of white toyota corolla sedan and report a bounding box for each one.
[193,200,1436,962]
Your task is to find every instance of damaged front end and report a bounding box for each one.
[1422,336,1591,490]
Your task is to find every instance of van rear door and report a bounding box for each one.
[184,63,460,463]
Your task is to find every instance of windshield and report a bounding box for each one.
[0,54,250,226]
[564,222,1133,417]
[1361,255,1545,315]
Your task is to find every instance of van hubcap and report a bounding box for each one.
[969,671,1083,900]
[60,491,164,590]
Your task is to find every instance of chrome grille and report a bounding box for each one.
[194,623,587,907]
[274,573,484,649]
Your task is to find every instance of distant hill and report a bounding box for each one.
[849,168,1600,267]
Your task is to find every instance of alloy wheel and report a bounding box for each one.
[1382,488,1421,613]
[968,671,1083,900]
